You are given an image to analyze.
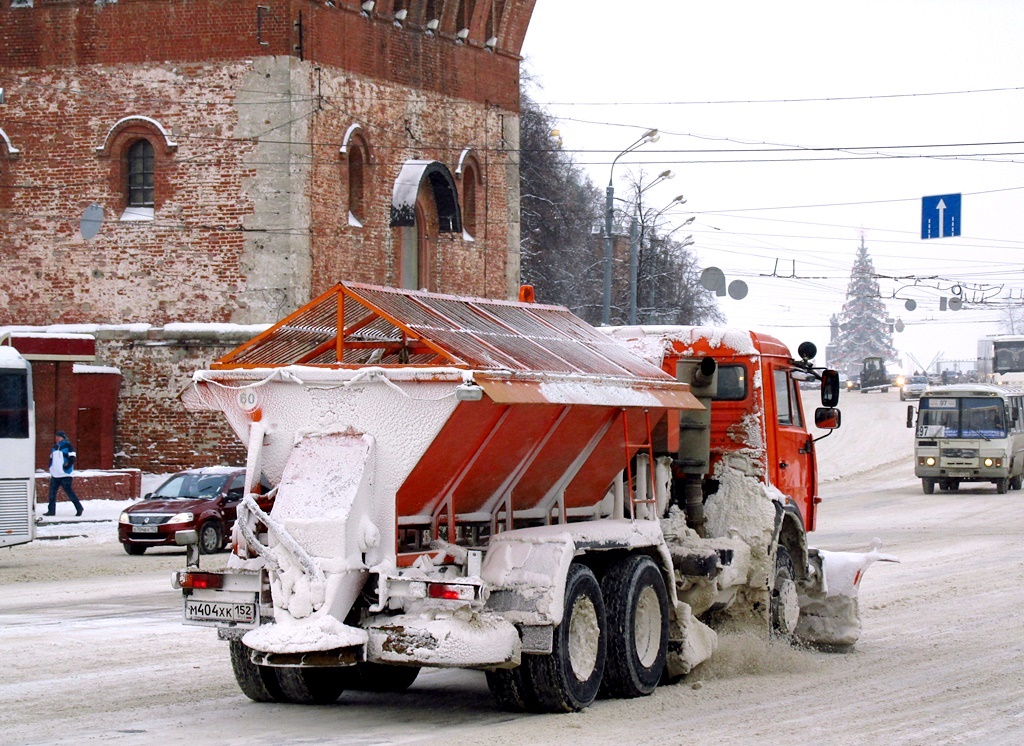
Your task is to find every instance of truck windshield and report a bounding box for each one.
[918,397,1006,439]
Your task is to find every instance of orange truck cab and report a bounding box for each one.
[607,326,842,575]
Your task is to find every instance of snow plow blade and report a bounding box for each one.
[796,538,898,651]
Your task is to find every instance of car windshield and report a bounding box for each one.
[911,376,928,385]
[151,472,231,499]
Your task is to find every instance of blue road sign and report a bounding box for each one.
[921,193,961,239]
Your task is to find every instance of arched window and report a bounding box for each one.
[348,143,365,225]
[126,139,155,208]
[457,151,481,239]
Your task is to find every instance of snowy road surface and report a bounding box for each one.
[3,391,1024,744]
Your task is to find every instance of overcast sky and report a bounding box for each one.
[521,0,1024,373]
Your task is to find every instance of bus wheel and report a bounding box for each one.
[526,562,607,712]
[600,555,669,698]
[997,478,1009,494]
[922,479,935,495]
[229,640,285,702]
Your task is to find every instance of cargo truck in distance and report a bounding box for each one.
[174,283,894,712]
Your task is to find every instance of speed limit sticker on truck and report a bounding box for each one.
[185,597,258,627]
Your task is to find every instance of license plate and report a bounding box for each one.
[946,469,971,477]
[135,525,159,534]
[186,599,257,625]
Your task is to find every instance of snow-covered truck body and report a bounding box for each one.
[175,282,891,711]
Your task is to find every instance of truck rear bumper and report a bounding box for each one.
[365,611,521,669]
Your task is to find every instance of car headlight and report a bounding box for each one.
[167,512,194,524]
[119,513,131,524]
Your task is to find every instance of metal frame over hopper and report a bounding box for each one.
[202,282,702,557]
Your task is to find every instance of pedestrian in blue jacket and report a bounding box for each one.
[43,430,83,517]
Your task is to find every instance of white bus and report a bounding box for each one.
[0,339,35,548]
[909,384,1024,495]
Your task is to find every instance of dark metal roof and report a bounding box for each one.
[215,282,671,380]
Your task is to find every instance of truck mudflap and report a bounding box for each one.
[365,609,521,668]
[796,539,898,650]
[665,601,718,679]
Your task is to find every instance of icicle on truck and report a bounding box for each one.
[174,282,893,712]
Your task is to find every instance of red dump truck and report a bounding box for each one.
[174,282,892,712]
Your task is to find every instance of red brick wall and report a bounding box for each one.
[35,470,143,502]
[0,0,533,470]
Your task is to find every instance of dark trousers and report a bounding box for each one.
[47,476,83,514]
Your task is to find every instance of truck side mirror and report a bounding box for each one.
[907,405,915,428]
[819,369,840,408]
[814,407,841,430]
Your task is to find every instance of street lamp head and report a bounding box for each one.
[670,194,686,206]
[657,169,674,180]
[642,128,659,140]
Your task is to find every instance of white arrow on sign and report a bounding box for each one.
[936,199,946,238]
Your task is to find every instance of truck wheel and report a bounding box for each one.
[922,479,935,495]
[349,662,420,692]
[275,667,345,705]
[949,480,960,492]
[486,664,537,712]
[229,640,285,703]
[123,543,146,556]
[198,520,222,554]
[1011,475,1023,490]
[526,562,607,712]
[770,545,800,639]
[997,478,1009,494]
[599,555,668,698]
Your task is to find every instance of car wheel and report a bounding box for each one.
[526,562,607,712]
[198,520,222,554]
[599,555,668,698]
[123,543,146,556]
[770,545,800,640]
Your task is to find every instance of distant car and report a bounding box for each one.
[846,375,861,391]
[118,467,272,556]
[900,375,929,401]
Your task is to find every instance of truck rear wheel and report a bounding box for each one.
[345,662,420,692]
[275,667,345,705]
[922,479,935,495]
[599,555,668,698]
[770,545,800,639]
[229,640,285,703]
[526,562,607,712]
[1011,475,1023,491]
[486,664,537,712]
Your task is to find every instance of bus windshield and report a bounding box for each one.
[0,369,30,439]
[918,397,1006,439]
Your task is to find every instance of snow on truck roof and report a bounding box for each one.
[213,282,673,382]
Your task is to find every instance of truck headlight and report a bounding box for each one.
[925,457,936,467]
[167,512,194,524]
[984,457,994,467]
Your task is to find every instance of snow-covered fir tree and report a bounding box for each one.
[830,237,900,374]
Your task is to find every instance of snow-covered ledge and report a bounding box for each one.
[119,206,154,222]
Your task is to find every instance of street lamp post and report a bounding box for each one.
[604,128,659,325]
[627,175,677,325]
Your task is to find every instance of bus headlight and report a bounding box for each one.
[925,456,936,467]
[984,457,994,468]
